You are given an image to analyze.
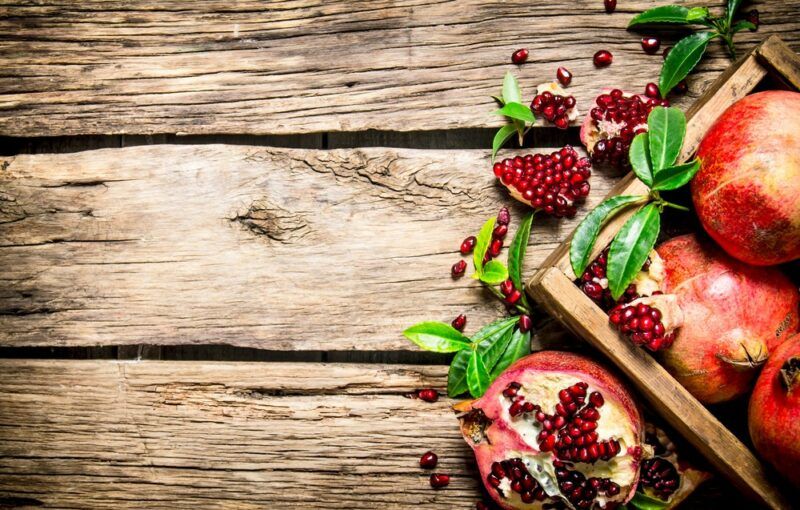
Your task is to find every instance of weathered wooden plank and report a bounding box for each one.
[0,360,482,509]
[1,0,798,136]
[0,145,616,349]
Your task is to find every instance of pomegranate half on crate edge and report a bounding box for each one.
[455,351,644,509]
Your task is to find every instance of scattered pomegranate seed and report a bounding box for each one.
[500,279,514,297]
[641,37,661,54]
[476,503,489,510]
[417,388,439,402]
[745,10,759,30]
[662,46,671,60]
[511,48,529,65]
[506,289,522,305]
[460,236,477,255]
[492,224,508,239]
[489,238,503,257]
[429,473,450,488]
[451,260,467,278]
[593,50,613,67]
[452,314,467,332]
[644,82,660,99]
[518,314,532,333]
[419,451,438,469]
[556,66,573,86]
[496,207,510,226]
[604,0,616,13]
[672,80,688,94]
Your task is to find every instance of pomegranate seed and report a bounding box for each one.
[419,451,438,469]
[417,389,439,402]
[451,260,467,278]
[589,391,604,408]
[460,236,477,255]
[593,50,613,67]
[489,238,503,257]
[511,48,529,65]
[556,66,573,86]
[746,9,760,30]
[662,46,671,60]
[641,37,661,54]
[672,80,688,95]
[496,207,511,226]
[451,314,467,332]
[429,473,450,488]
[506,289,522,305]
[518,314,532,333]
[644,82,660,99]
[476,503,489,510]
[604,0,616,13]
[493,224,508,239]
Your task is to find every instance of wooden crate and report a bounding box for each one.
[527,35,800,510]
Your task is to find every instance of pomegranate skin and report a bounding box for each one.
[748,336,800,488]
[692,90,800,266]
[656,234,799,404]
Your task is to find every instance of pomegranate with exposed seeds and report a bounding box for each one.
[692,90,800,265]
[749,335,800,488]
[530,82,580,130]
[456,351,644,509]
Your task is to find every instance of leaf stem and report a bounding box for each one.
[661,200,691,212]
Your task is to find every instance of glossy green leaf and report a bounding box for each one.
[626,491,670,510]
[629,133,653,186]
[494,102,536,124]
[467,350,491,397]
[473,217,496,274]
[727,0,744,22]
[490,328,531,379]
[508,212,534,308]
[502,72,523,105]
[403,322,471,353]
[647,107,686,172]
[479,260,509,284]
[651,159,701,191]
[659,32,717,99]
[628,5,689,26]
[481,324,516,374]
[569,195,648,277]
[608,204,662,300]
[731,20,757,33]
[492,124,517,162]
[448,317,517,396]
[686,6,710,22]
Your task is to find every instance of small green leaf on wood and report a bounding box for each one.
[492,124,517,162]
[731,20,757,33]
[629,133,654,186]
[628,5,689,26]
[651,159,701,191]
[569,195,648,277]
[508,212,534,308]
[448,318,517,397]
[479,260,509,284]
[473,217,497,274]
[659,32,717,99]
[502,72,523,105]
[608,204,662,300]
[403,322,472,353]
[494,102,536,124]
[647,107,686,172]
[467,350,491,397]
[491,328,531,379]
[686,6,710,22]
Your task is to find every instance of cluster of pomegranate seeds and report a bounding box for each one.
[639,457,680,498]
[499,279,522,307]
[502,382,538,416]
[556,66,573,87]
[641,37,661,54]
[577,248,641,310]
[609,301,675,352]
[486,458,548,503]
[419,451,438,469]
[416,388,439,402]
[429,473,450,488]
[451,314,467,332]
[593,50,613,67]
[493,147,591,218]
[511,48,529,65]
[604,0,616,13]
[554,460,621,508]
[589,88,669,169]
[531,90,576,129]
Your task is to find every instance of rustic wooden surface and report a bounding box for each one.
[2,0,800,137]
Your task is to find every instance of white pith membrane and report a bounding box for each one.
[536,82,581,122]
[494,372,642,509]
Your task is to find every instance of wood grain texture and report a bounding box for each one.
[2,0,799,136]
[0,360,484,509]
[0,145,619,349]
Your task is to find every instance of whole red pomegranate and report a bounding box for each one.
[749,336,800,488]
[655,234,799,404]
[456,351,644,509]
[693,90,800,266]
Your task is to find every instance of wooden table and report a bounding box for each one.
[1,1,798,508]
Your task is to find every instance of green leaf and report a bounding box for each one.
[473,217,496,274]
[629,133,653,186]
[608,204,662,300]
[627,491,670,510]
[731,20,757,33]
[569,195,648,277]
[492,124,517,162]
[659,32,717,99]
[448,317,517,396]
[727,0,744,22]
[508,212,534,308]
[491,328,531,379]
[651,159,701,191]
[647,107,686,172]
[494,102,536,124]
[686,6,710,22]
[467,350,491,397]
[482,325,516,373]
[502,72,523,105]
[403,322,472,353]
[628,5,689,26]
[479,260,509,284]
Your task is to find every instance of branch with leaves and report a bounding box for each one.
[629,0,757,97]
[570,107,699,300]
[404,213,535,398]
[491,72,538,161]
